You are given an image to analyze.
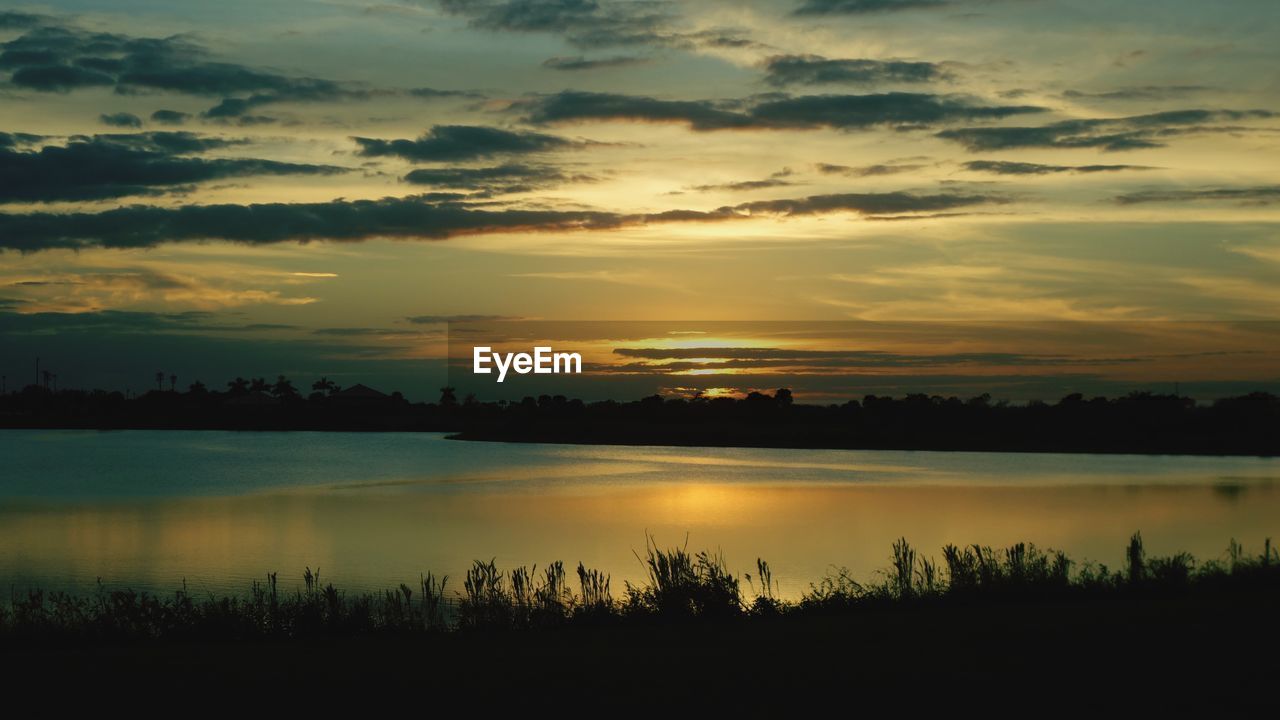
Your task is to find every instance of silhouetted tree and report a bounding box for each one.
[227,377,249,395]
[440,386,457,406]
[312,377,340,396]
[169,374,177,392]
[271,375,299,401]
[155,371,164,392]
[188,380,208,395]
[775,388,794,407]
[250,377,269,393]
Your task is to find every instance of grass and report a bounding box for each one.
[2,533,1277,642]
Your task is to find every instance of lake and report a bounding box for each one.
[2,430,1278,600]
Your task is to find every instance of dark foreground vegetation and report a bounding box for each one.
[3,534,1278,701]
[3,377,1280,455]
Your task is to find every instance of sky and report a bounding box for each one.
[1,0,1279,401]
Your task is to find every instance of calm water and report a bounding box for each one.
[2,430,1278,600]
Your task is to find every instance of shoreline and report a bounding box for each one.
[2,424,1278,458]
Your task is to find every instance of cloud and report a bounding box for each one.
[792,0,948,16]
[817,161,926,176]
[542,55,649,71]
[963,160,1152,174]
[0,307,304,333]
[0,188,1004,251]
[90,130,242,154]
[0,11,44,29]
[733,190,1006,216]
[0,131,42,149]
[405,314,523,324]
[1,21,478,118]
[99,111,142,128]
[762,55,951,87]
[353,125,584,162]
[1115,186,1280,205]
[747,93,1044,130]
[611,346,1132,368]
[312,327,426,337]
[1063,86,1212,102]
[10,64,115,91]
[403,162,596,193]
[408,86,481,100]
[937,109,1275,151]
[150,109,190,125]
[687,169,795,192]
[437,0,680,49]
[518,90,1043,131]
[519,90,755,130]
[0,131,349,203]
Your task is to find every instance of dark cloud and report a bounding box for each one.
[612,346,1133,368]
[793,0,948,15]
[0,308,293,334]
[408,86,482,100]
[149,109,190,125]
[405,314,523,324]
[817,161,926,176]
[438,0,679,49]
[688,169,794,192]
[89,130,242,154]
[0,132,348,203]
[403,163,595,193]
[0,189,1004,251]
[10,63,115,91]
[733,190,1005,216]
[938,109,1275,151]
[964,160,1152,174]
[518,90,1043,131]
[312,327,425,337]
[762,55,950,87]
[0,197,643,250]
[1063,86,1212,101]
[0,131,42,149]
[542,55,649,71]
[519,90,755,130]
[1,22,478,118]
[199,81,480,120]
[1114,186,1280,205]
[748,93,1042,130]
[435,1,765,52]
[0,11,45,29]
[354,125,582,162]
[99,111,142,128]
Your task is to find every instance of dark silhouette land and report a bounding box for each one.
[2,534,1277,703]
[3,376,1278,455]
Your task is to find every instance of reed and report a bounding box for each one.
[3,534,1278,642]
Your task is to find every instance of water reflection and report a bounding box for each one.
[3,482,1277,601]
[2,430,1278,600]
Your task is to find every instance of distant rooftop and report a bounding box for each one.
[331,383,387,400]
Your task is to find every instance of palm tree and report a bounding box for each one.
[250,377,269,393]
[227,377,249,395]
[439,386,457,406]
[312,377,339,395]
[155,371,164,392]
[271,375,299,400]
